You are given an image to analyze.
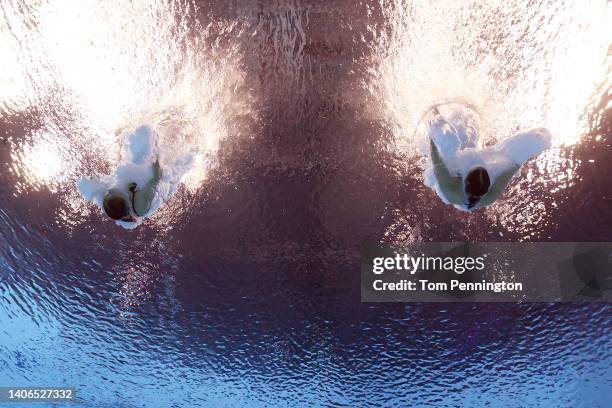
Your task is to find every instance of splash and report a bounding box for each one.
[0,0,253,208]
[371,0,610,150]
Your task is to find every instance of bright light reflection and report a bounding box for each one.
[375,0,610,149]
[19,137,64,184]
[0,0,253,231]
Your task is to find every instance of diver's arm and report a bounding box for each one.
[474,128,550,210]
[132,160,162,216]
[497,128,552,165]
[476,164,520,208]
[430,139,465,205]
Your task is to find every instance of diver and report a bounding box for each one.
[427,109,551,211]
[101,160,162,223]
[77,126,164,229]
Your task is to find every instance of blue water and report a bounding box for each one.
[1,0,611,406]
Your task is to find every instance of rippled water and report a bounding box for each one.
[1,0,611,406]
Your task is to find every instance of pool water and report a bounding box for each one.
[1,0,611,406]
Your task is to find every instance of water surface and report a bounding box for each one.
[1,0,611,406]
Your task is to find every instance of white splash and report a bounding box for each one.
[372,0,610,149]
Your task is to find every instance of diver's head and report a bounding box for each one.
[102,191,131,221]
[465,166,490,209]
